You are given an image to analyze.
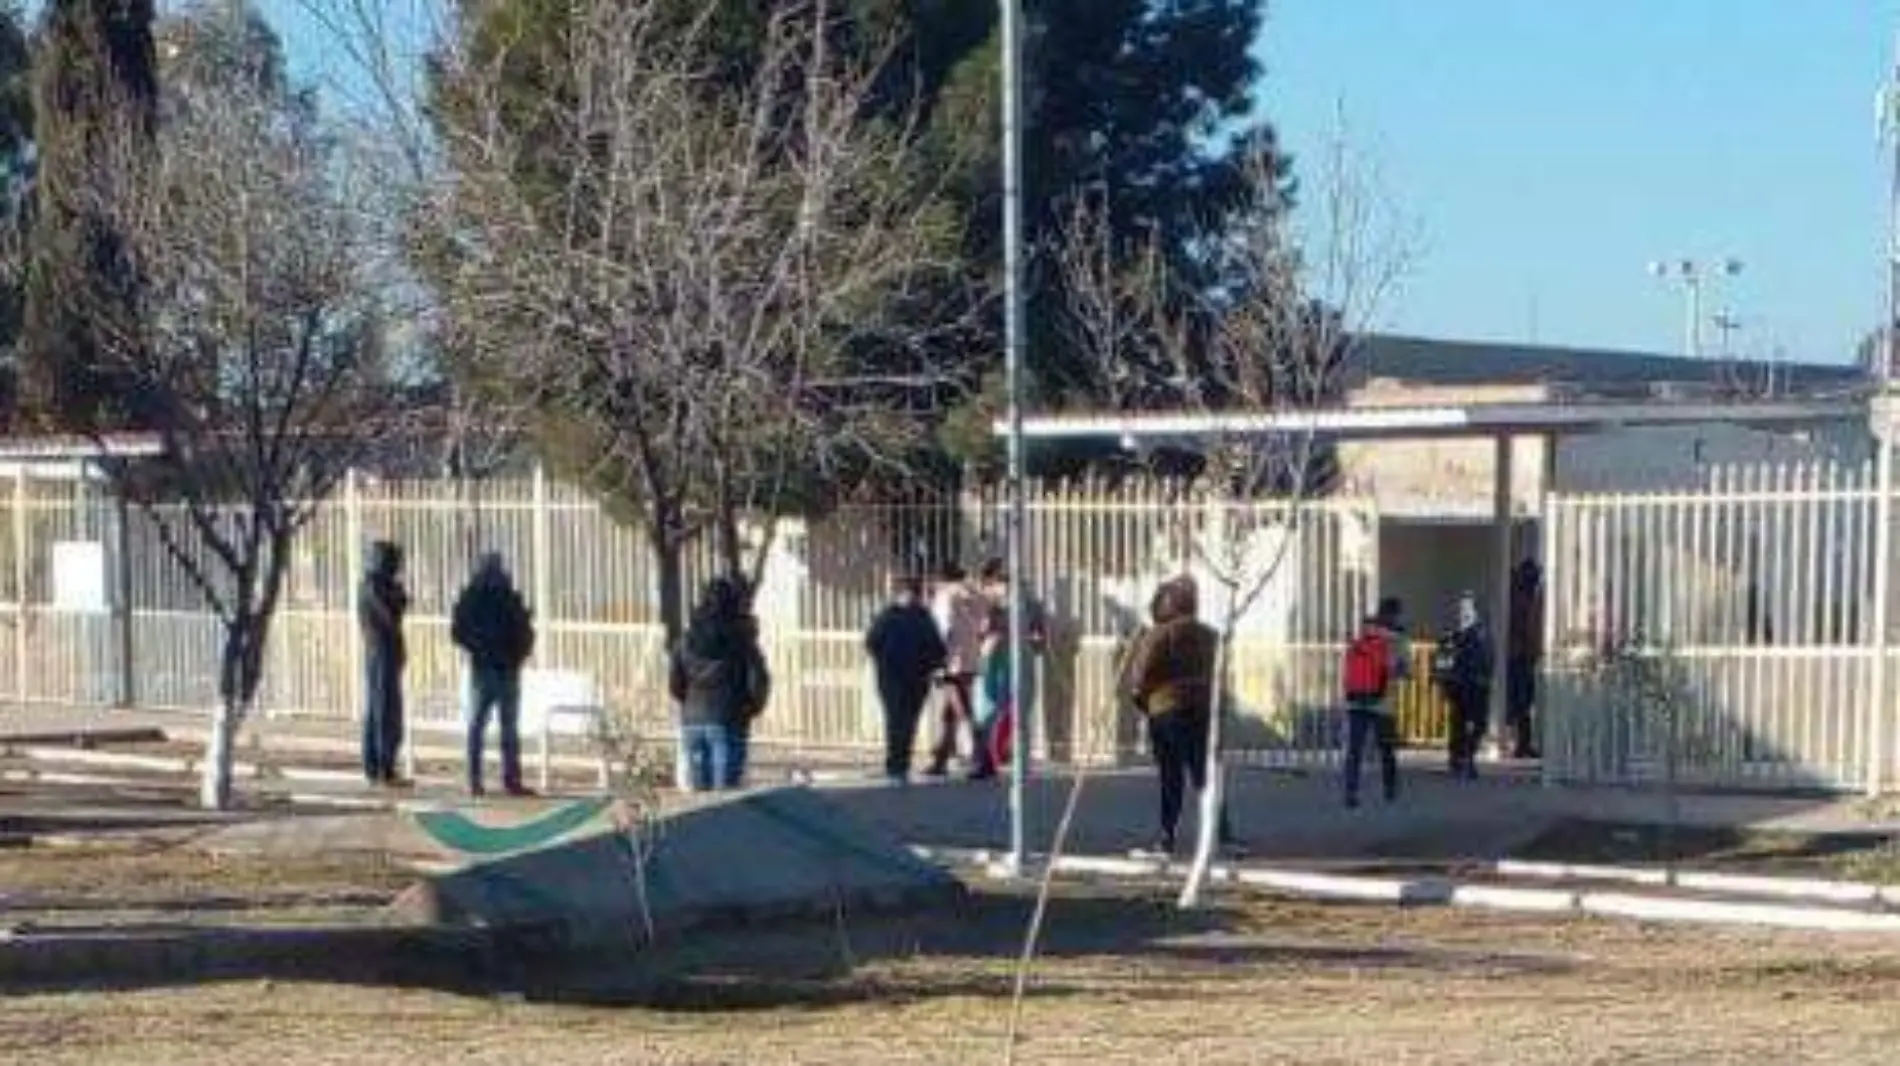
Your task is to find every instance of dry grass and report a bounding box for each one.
[0,840,412,927]
[5,886,1900,1064]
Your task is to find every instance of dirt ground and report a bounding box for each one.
[0,839,412,928]
[5,883,1900,1066]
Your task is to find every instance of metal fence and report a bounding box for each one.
[1542,459,1889,791]
[0,468,1422,765]
[55,453,1900,789]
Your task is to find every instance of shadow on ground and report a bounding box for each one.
[0,884,1580,1008]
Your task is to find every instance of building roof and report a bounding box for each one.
[1351,334,1866,396]
[997,396,1866,444]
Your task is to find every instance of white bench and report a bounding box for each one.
[519,667,610,791]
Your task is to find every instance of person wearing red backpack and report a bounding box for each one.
[1341,597,1411,808]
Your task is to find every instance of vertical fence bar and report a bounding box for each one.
[344,469,363,724]
[12,469,24,705]
[1871,408,1894,795]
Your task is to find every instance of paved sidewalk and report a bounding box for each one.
[813,764,1898,867]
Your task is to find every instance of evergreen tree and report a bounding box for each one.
[0,3,33,422]
[19,0,158,431]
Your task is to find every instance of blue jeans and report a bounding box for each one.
[466,664,522,792]
[679,723,738,792]
[1343,706,1399,803]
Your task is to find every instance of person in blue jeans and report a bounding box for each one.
[451,553,536,797]
[1341,597,1411,808]
[669,575,771,792]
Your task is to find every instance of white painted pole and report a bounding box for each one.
[1489,434,1515,755]
[1001,0,1030,874]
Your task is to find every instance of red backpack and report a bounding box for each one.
[1342,629,1391,700]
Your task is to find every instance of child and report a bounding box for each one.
[973,603,1030,776]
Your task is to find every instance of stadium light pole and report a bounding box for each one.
[1647,258,1742,358]
[1000,0,1030,874]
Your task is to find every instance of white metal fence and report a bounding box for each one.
[1542,459,1889,791]
[1,470,1380,765]
[14,455,1892,791]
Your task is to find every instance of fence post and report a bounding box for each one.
[345,469,364,723]
[531,463,551,620]
[113,490,134,708]
[12,469,23,703]
[1869,400,1894,796]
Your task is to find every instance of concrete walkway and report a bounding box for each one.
[3,701,1894,869]
[814,765,1897,867]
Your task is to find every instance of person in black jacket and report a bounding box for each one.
[1433,592,1495,780]
[669,575,770,792]
[865,575,948,783]
[451,552,536,797]
[358,540,410,786]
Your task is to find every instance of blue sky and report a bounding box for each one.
[1258,0,1898,362]
[158,1,1900,364]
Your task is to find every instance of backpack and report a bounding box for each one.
[1342,630,1391,700]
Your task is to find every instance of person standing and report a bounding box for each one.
[865,575,948,783]
[728,603,769,788]
[1506,558,1543,759]
[1433,592,1495,780]
[1125,577,1237,855]
[1341,597,1410,808]
[669,576,770,792]
[451,552,536,797]
[926,563,988,778]
[358,540,410,787]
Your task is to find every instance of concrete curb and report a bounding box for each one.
[1493,859,1900,908]
[914,845,1900,934]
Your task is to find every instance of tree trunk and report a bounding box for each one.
[1178,625,1232,909]
[652,527,687,649]
[200,693,240,810]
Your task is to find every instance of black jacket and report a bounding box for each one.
[451,579,535,670]
[1434,623,1494,692]
[865,601,948,695]
[357,544,409,665]
[669,620,770,728]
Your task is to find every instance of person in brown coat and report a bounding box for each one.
[1124,576,1239,856]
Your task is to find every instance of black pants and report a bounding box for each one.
[1147,711,1232,844]
[1447,685,1489,773]
[1506,657,1538,756]
[880,684,928,779]
[1342,707,1398,803]
[361,651,405,782]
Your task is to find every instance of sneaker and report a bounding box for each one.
[503,784,536,798]
[1344,794,1361,809]
[967,767,998,782]
[921,763,948,779]
[468,784,486,799]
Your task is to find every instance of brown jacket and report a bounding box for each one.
[1125,581,1219,717]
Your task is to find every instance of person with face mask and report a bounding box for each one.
[1432,592,1494,780]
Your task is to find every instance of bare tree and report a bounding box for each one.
[420,0,967,639]
[27,78,415,809]
[1053,135,1412,908]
